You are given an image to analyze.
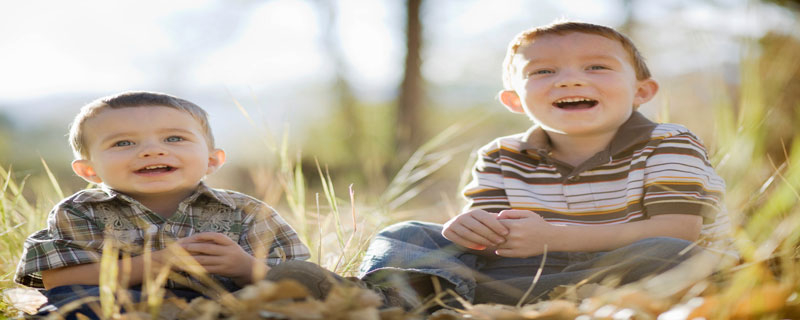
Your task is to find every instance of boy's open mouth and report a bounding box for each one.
[553,97,598,109]
[136,165,176,174]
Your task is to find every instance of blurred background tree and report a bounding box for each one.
[396,0,425,160]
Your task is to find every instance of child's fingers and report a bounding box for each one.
[181,242,226,256]
[442,226,488,249]
[497,209,535,220]
[188,254,223,267]
[179,232,236,245]
[470,210,510,237]
[460,216,506,245]
[445,223,498,247]
[185,253,254,278]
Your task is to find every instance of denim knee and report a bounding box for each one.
[376,221,442,241]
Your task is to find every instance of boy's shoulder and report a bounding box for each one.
[59,188,118,207]
[649,122,709,153]
[478,131,531,154]
[194,184,278,215]
[200,185,266,207]
[651,122,696,140]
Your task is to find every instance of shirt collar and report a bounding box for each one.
[186,182,237,209]
[73,181,237,209]
[519,111,657,157]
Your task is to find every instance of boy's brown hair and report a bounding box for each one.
[68,91,215,159]
[502,21,652,90]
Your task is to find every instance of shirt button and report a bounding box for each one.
[146,225,158,234]
[567,175,580,182]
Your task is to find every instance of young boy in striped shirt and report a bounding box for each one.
[355,21,731,307]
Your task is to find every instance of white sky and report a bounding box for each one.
[0,0,796,161]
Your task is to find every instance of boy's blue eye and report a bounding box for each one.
[165,136,184,142]
[113,140,133,147]
[588,65,608,70]
[528,69,554,76]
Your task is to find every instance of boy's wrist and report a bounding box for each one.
[547,224,576,252]
[231,255,259,286]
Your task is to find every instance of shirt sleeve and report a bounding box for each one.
[239,201,310,266]
[462,140,512,213]
[642,132,726,223]
[14,202,105,288]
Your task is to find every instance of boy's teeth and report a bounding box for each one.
[554,97,599,109]
[556,97,592,103]
[144,165,167,170]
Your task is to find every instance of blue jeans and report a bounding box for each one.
[38,285,205,320]
[358,221,700,305]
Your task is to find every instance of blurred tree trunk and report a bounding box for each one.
[315,0,357,124]
[395,0,424,159]
[313,0,359,155]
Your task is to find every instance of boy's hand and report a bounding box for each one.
[495,210,556,258]
[442,209,509,250]
[179,232,260,285]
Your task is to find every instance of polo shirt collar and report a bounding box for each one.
[74,182,236,209]
[519,111,657,157]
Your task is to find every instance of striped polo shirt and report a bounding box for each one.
[463,112,732,250]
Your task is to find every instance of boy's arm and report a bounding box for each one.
[15,199,109,288]
[446,141,515,250]
[39,246,180,289]
[494,210,701,257]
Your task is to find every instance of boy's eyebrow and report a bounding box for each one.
[517,57,548,73]
[96,132,134,145]
[578,53,623,62]
[519,53,622,71]
[159,127,199,135]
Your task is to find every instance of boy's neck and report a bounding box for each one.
[546,130,617,167]
[128,188,197,218]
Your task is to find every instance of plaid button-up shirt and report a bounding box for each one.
[15,182,310,290]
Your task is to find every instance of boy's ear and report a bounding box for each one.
[206,149,226,175]
[72,160,103,184]
[499,90,525,114]
[633,78,659,106]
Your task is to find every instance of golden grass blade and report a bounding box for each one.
[516,245,547,308]
[40,157,64,200]
[99,236,120,318]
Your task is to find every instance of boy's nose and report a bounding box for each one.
[138,144,168,157]
[554,70,588,87]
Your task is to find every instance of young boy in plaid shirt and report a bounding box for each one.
[15,91,310,318]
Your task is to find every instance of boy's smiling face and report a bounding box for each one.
[72,106,225,201]
[500,32,658,138]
